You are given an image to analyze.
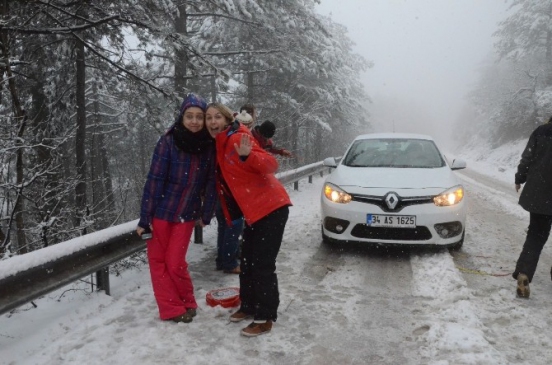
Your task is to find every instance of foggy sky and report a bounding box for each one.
[316,0,510,147]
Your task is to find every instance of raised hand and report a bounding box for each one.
[234,133,252,156]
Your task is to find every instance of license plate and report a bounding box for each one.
[367,214,416,228]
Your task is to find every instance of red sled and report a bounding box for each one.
[206,287,240,308]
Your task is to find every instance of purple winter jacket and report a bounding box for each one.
[138,128,216,228]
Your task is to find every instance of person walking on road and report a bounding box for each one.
[513,115,552,298]
[137,93,216,322]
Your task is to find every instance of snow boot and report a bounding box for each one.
[171,311,194,323]
[229,310,253,323]
[241,320,273,337]
[516,273,530,299]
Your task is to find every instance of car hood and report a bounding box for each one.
[328,166,460,196]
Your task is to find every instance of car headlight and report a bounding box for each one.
[433,185,464,206]
[324,183,352,204]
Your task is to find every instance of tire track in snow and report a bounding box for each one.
[410,252,508,364]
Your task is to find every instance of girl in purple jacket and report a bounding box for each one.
[137,93,216,323]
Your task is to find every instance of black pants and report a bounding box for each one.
[513,212,552,282]
[239,206,289,321]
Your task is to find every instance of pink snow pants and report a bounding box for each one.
[147,218,197,320]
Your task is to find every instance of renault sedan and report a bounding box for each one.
[321,133,466,249]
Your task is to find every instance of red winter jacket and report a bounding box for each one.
[216,122,292,225]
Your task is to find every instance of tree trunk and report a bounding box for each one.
[247,63,254,102]
[92,81,116,227]
[313,125,322,161]
[99,130,115,225]
[75,38,87,230]
[30,71,51,173]
[291,114,300,168]
[547,3,552,86]
[15,119,27,253]
[174,2,188,96]
[90,81,103,228]
[210,73,217,102]
[0,1,27,253]
[546,29,552,85]
[30,51,59,248]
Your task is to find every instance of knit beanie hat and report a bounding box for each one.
[235,110,253,126]
[259,120,276,138]
[180,93,207,114]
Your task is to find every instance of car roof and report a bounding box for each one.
[353,133,434,141]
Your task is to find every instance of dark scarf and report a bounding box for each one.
[172,122,213,154]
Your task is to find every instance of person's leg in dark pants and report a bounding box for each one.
[216,202,243,272]
[215,203,226,270]
[239,206,289,322]
[514,212,552,282]
[238,224,256,315]
[221,217,243,272]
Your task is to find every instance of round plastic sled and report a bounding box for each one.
[206,287,240,308]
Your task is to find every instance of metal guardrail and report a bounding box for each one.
[0,158,337,315]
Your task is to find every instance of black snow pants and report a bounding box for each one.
[513,212,552,282]
[238,206,289,321]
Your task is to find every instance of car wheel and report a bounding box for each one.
[448,231,465,251]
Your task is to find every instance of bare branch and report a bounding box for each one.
[74,34,174,98]
[187,13,262,27]
[179,68,276,79]
[203,49,282,56]
[36,0,97,24]
[2,15,121,34]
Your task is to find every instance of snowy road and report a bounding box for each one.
[2,169,552,364]
[452,169,552,364]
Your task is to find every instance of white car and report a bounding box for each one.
[321,133,466,249]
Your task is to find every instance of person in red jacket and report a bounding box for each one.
[251,120,293,157]
[215,118,292,337]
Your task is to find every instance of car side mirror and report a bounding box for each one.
[451,158,466,170]
[323,157,338,168]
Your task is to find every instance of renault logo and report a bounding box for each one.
[384,192,399,210]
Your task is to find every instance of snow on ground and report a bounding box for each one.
[454,138,527,186]
[2,138,551,364]
[452,166,552,365]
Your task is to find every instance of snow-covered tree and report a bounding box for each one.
[484,0,552,142]
[191,1,371,162]
[0,0,370,257]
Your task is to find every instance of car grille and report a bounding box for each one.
[350,194,433,213]
[350,224,432,241]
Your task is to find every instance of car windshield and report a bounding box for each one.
[342,138,445,168]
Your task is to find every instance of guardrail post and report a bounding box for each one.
[194,222,203,244]
[294,181,299,190]
[96,267,111,296]
[308,175,312,183]
[320,171,324,177]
